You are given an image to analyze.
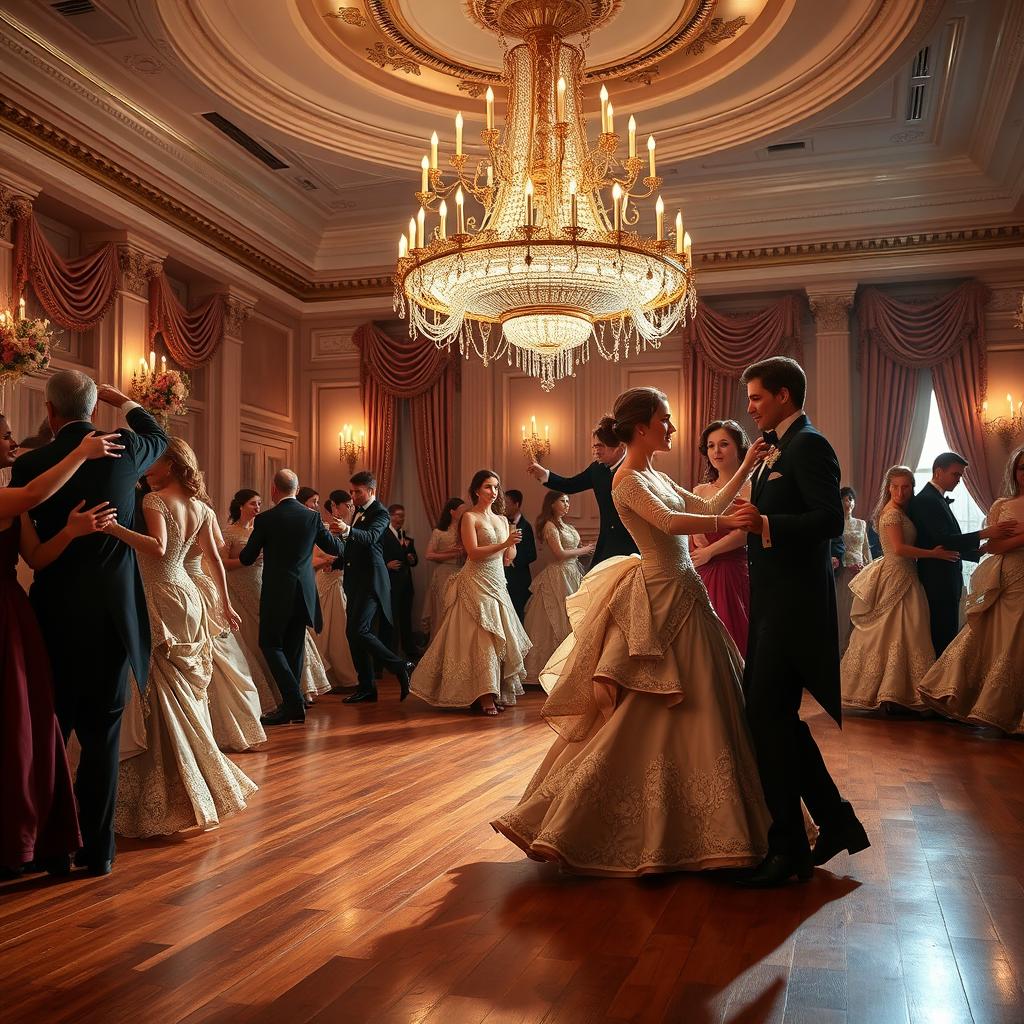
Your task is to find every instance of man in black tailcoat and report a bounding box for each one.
[380,502,419,659]
[239,468,342,726]
[11,371,168,875]
[502,489,536,621]
[332,470,413,703]
[907,452,1016,656]
[731,357,869,887]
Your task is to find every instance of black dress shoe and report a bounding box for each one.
[42,854,72,877]
[735,852,814,888]
[396,661,413,702]
[343,690,378,704]
[261,707,306,726]
[813,801,870,866]
[73,851,113,876]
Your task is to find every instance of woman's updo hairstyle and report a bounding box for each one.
[611,387,668,444]
[229,488,260,524]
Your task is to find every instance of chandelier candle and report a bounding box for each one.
[393,0,696,390]
[455,112,464,156]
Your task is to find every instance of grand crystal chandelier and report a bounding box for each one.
[393,0,697,390]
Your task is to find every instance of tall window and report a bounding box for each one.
[913,390,985,585]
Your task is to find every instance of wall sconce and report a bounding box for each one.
[521,415,551,462]
[338,423,366,472]
[981,393,1024,447]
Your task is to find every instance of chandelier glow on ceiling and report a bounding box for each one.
[393,1,696,390]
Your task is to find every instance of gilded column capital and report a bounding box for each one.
[117,243,163,297]
[0,187,33,243]
[807,290,856,334]
[223,294,255,339]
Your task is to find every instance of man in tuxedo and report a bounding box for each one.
[11,371,168,875]
[907,452,1016,656]
[527,421,637,569]
[380,503,419,660]
[731,356,868,887]
[503,489,536,621]
[239,468,341,726]
[332,471,412,703]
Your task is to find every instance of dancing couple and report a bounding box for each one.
[494,357,869,885]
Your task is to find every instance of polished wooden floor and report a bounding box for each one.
[3,687,1024,1024]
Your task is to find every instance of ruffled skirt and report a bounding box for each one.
[313,569,357,688]
[523,561,581,683]
[492,556,770,876]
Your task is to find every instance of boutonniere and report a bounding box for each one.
[763,446,782,469]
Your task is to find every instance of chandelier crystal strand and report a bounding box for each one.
[394,1,696,391]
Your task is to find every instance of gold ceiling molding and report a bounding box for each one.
[365,40,421,75]
[683,15,746,56]
[3,95,1021,303]
[362,0,720,84]
[464,0,621,39]
[325,6,368,27]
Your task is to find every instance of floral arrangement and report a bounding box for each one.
[0,308,52,380]
[130,359,190,423]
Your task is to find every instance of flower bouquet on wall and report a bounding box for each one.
[0,297,53,407]
[131,351,190,427]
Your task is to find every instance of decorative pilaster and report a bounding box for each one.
[209,288,256,514]
[0,172,36,307]
[808,288,857,484]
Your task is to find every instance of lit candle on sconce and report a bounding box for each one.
[160,355,166,373]
[455,111,464,156]
[139,356,147,374]
[628,115,637,158]
[455,188,465,234]
[18,296,26,320]
[556,77,566,122]
[430,131,438,169]
[569,177,578,228]
[525,177,534,226]
[1010,393,1016,419]
[531,415,537,434]
[647,135,656,178]
[655,195,664,241]
[521,423,526,439]
[600,84,609,133]
[544,423,550,440]
[485,87,494,131]
[420,155,429,193]
[439,200,448,239]
[612,182,623,231]
[149,350,156,373]
[675,211,683,254]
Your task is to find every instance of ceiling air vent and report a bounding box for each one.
[906,46,931,121]
[201,113,289,171]
[51,0,95,14]
[49,0,134,42]
[765,141,806,154]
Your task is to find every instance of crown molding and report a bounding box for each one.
[2,93,1022,304]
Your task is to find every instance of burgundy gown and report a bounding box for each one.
[696,528,750,657]
[0,517,81,867]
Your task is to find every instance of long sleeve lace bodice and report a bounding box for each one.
[842,516,872,567]
[612,470,735,576]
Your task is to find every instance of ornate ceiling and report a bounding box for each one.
[0,0,1022,298]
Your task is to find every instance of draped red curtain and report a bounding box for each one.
[857,281,992,508]
[13,212,119,331]
[148,274,225,368]
[682,295,803,484]
[353,322,455,523]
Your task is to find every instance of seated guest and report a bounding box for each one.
[836,486,873,653]
[380,503,419,661]
[422,497,465,637]
[1,412,122,875]
[503,489,535,621]
[918,446,1024,734]
[841,465,952,712]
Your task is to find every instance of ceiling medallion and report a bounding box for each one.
[364,0,723,86]
[394,3,696,391]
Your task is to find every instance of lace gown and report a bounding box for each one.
[837,516,873,652]
[410,513,531,708]
[313,566,357,688]
[422,527,464,635]
[222,522,332,705]
[185,507,266,752]
[918,498,1024,733]
[840,508,934,710]
[523,520,583,683]
[492,469,770,876]
[116,494,257,838]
